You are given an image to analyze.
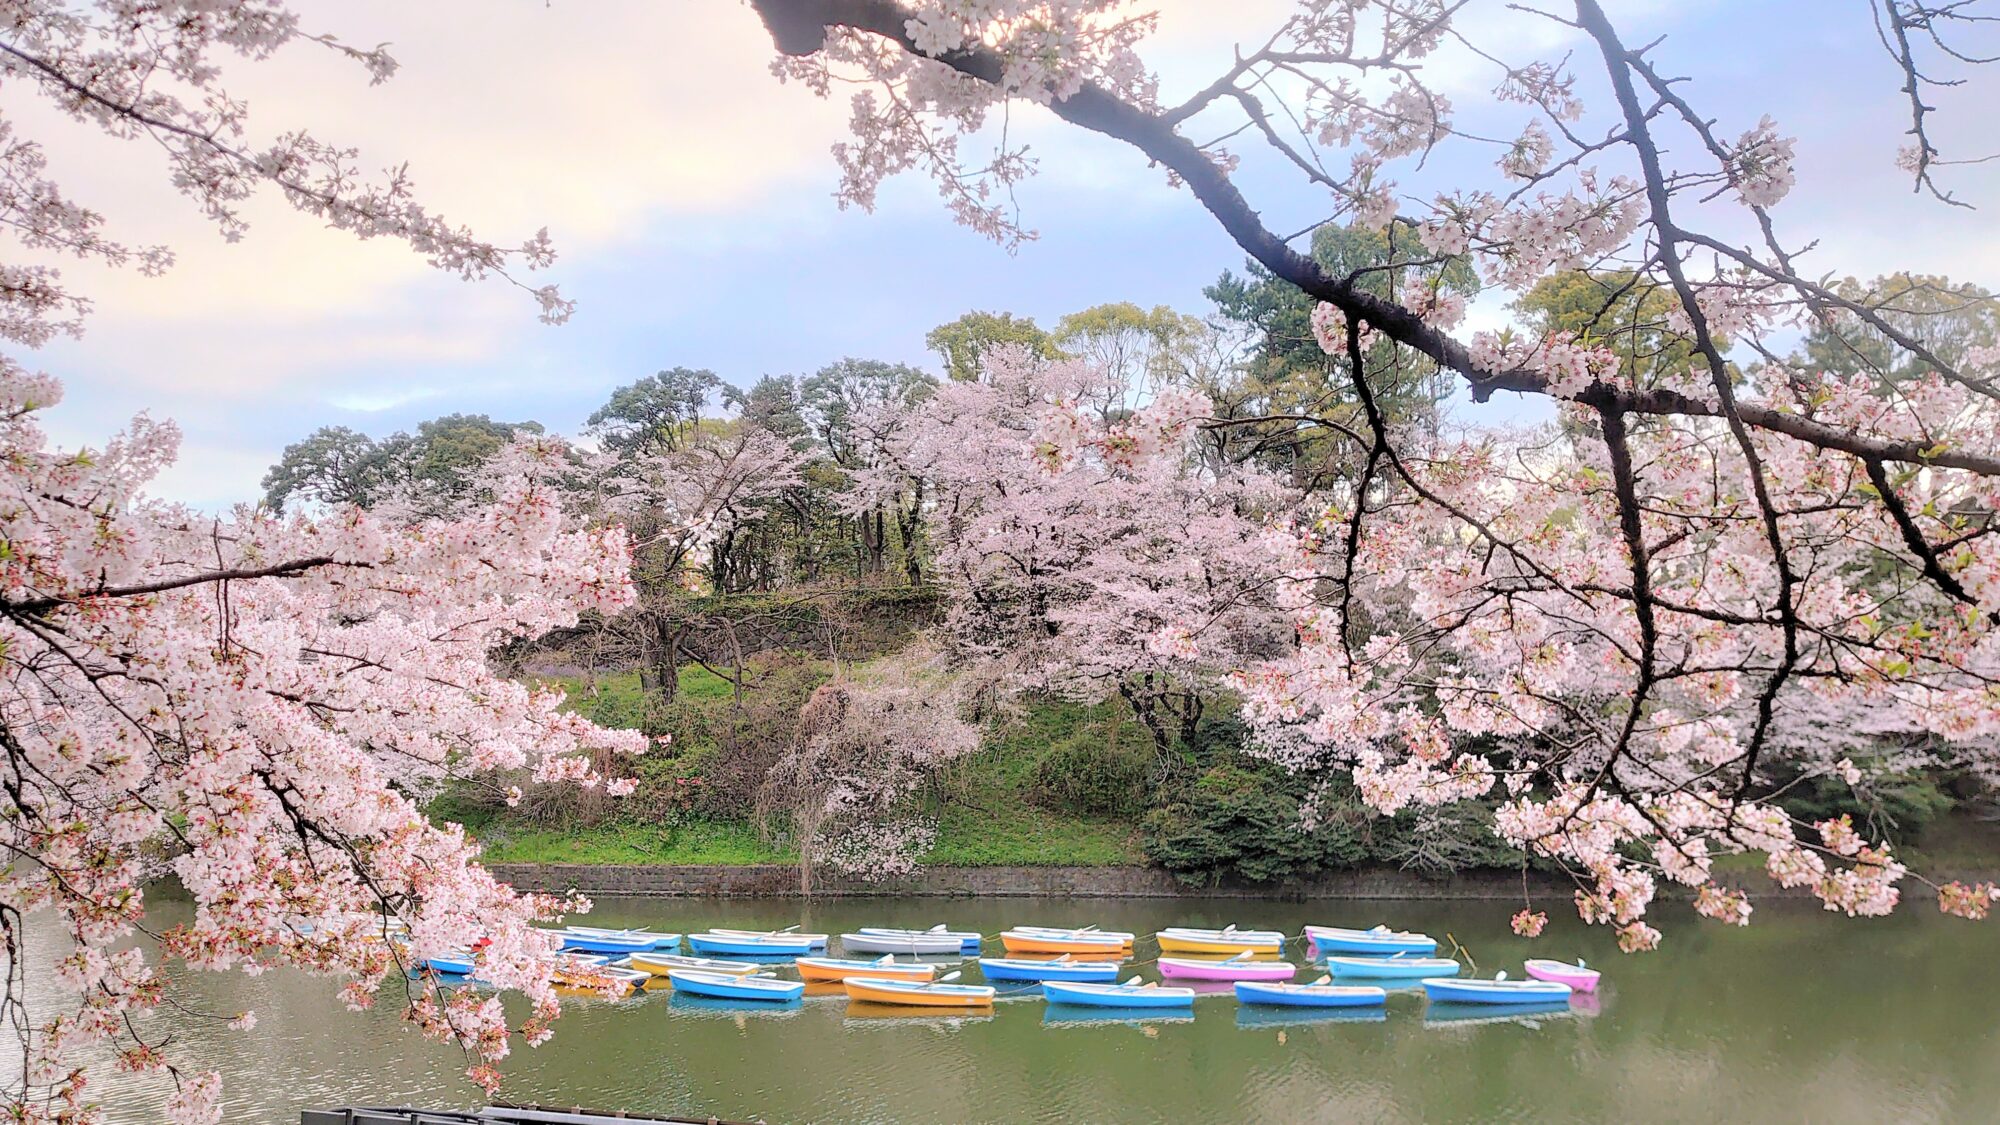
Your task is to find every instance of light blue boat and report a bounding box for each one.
[978,957,1122,982]
[665,968,805,1002]
[1042,980,1195,1009]
[1233,980,1387,1008]
[1325,955,1461,979]
[421,951,475,975]
[857,925,982,953]
[1421,975,1571,1005]
[686,932,815,957]
[1305,925,1438,956]
[556,930,659,955]
[565,926,682,951]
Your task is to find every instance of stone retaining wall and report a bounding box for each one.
[485,863,1563,899]
[485,861,2000,901]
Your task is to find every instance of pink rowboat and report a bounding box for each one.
[1157,956,1297,982]
[1523,959,1600,993]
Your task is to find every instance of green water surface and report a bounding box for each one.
[37,894,2000,1124]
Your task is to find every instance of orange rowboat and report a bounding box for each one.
[999,929,1130,956]
[796,955,937,983]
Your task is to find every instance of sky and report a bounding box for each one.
[18,0,2000,507]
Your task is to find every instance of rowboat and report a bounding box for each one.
[999,929,1130,956]
[626,952,760,977]
[553,962,649,992]
[1325,955,1461,979]
[421,951,476,976]
[1236,1003,1387,1028]
[840,931,966,955]
[1155,927,1287,955]
[797,955,937,983]
[1233,976,1388,1008]
[1008,924,1136,940]
[565,926,682,951]
[1158,956,1297,982]
[686,932,815,957]
[666,969,805,1003]
[1304,925,1438,956]
[712,924,828,940]
[1421,973,1572,1005]
[1524,958,1600,992]
[555,929,659,955]
[1042,979,1196,1009]
[856,925,982,953]
[977,957,1123,983]
[843,977,996,1008]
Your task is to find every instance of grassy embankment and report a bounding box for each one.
[445,665,1148,867]
[440,664,2000,875]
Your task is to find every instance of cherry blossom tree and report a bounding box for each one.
[875,345,1293,765]
[0,4,631,1121]
[757,643,982,891]
[749,0,2000,940]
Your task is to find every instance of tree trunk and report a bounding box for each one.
[899,481,925,587]
[639,613,680,702]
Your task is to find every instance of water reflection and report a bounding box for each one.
[1422,1000,1578,1027]
[1042,1006,1197,1029]
[1234,1006,1389,1029]
[667,992,802,1018]
[35,894,2000,1125]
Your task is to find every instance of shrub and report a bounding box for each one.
[1773,768,1958,844]
[1031,731,1151,817]
[1142,763,1369,885]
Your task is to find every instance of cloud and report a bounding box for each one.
[20,0,2000,514]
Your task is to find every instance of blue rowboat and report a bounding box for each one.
[1324,955,1461,979]
[1042,980,1195,1009]
[1421,975,1571,1005]
[1305,925,1437,956]
[565,926,682,951]
[712,924,828,940]
[977,957,1122,982]
[665,968,805,1002]
[857,925,982,953]
[422,951,475,975]
[557,930,658,955]
[686,932,815,957]
[840,931,964,955]
[1233,980,1387,1008]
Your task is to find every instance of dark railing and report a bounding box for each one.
[301,1105,757,1125]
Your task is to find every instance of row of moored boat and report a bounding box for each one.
[413,922,1602,1012]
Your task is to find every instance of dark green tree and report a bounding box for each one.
[588,367,724,453]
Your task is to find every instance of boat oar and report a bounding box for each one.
[875,954,894,966]
[1123,975,1143,987]
[939,971,962,984]
[929,924,947,933]
[1312,974,1332,986]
